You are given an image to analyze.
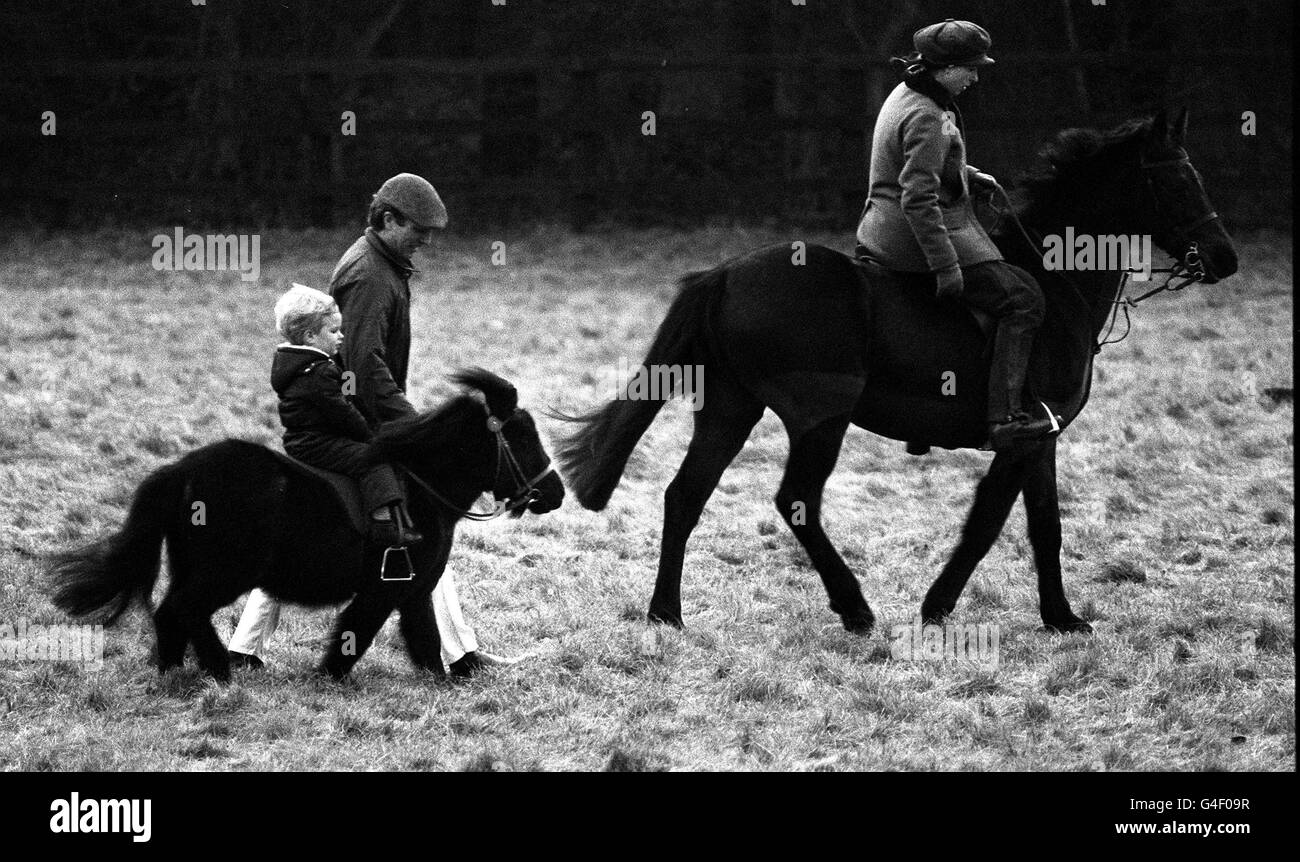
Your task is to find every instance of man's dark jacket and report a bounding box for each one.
[329,228,418,426]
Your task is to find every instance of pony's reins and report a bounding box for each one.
[399,406,554,523]
[379,405,553,581]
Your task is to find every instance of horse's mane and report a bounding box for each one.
[1013,117,1151,211]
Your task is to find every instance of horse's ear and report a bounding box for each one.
[1150,108,1170,143]
[1172,107,1189,145]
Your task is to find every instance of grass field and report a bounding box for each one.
[0,225,1292,771]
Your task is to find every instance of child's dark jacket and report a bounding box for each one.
[270,345,404,511]
[271,345,373,459]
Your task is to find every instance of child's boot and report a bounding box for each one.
[370,504,423,547]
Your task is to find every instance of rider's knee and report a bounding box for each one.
[1005,268,1045,324]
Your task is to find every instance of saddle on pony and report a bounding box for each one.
[268,451,416,580]
[268,451,372,534]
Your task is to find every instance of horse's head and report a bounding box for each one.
[448,368,565,517]
[1017,108,1238,286]
[1134,108,1238,283]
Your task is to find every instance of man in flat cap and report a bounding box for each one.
[333,173,447,428]
[229,173,512,677]
[856,19,1055,451]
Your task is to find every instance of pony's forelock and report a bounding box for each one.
[448,367,517,418]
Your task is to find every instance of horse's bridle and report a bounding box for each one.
[993,146,1222,352]
[400,406,555,522]
[1135,150,1220,290]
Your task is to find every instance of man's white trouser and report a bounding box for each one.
[228,567,478,667]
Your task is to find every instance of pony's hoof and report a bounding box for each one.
[1042,618,1093,635]
[646,609,684,629]
[841,613,875,635]
[316,663,350,681]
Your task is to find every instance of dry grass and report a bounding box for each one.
[0,225,1292,771]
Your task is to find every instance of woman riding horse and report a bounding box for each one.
[855,19,1055,452]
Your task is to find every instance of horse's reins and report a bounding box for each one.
[989,149,1219,353]
[399,406,554,523]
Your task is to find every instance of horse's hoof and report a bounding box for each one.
[646,610,684,629]
[920,600,954,626]
[841,613,875,635]
[1042,618,1093,635]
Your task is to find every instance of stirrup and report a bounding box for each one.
[1038,400,1063,435]
[379,545,414,582]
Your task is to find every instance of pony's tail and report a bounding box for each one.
[555,266,723,510]
[48,463,185,625]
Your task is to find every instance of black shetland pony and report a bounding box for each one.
[558,109,1237,636]
[50,369,564,681]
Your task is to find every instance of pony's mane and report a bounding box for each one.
[369,394,479,457]
[1014,117,1151,207]
[367,368,515,461]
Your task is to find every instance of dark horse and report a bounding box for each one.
[557,109,1237,635]
[50,369,564,680]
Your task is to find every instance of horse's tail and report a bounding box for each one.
[48,462,186,625]
[556,265,723,510]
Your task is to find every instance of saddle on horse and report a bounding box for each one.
[848,256,1072,454]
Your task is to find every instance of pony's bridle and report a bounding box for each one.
[401,406,555,522]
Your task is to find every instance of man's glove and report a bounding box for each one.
[935,265,964,299]
[970,170,1001,191]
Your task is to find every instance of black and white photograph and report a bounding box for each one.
[0,0,1292,795]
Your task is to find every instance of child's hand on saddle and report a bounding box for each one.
[935,265,964,299]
